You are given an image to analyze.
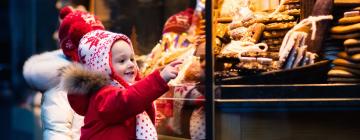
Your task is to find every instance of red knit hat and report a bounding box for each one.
[58,6,105,62]
[163,8,194,34]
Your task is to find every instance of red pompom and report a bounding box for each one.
[69,22,92,47]
[60,6,73,19]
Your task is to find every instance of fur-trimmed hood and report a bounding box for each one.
[60,63,111,116]
[60,62,111,96]
[23,50,70,92]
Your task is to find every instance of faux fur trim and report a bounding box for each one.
[60,63,111,95]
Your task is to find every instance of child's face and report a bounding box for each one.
[111,40,138,84]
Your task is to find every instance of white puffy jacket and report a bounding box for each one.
[23,50,83,140]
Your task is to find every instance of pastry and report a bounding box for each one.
[344,38,360,46]
[339,16,360,25]
[333,58,360,69]
[328,69,357,78]
[332,66,360,76]
[331,23,360,34]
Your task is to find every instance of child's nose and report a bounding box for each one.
[127,60,135,68]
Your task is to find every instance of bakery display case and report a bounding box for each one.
[95,0,360,139]
[208,0,360,139]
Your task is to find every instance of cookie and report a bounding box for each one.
[240,51,279,60]
[263,30,289,39]
[268,45,281,52]
[344,38,360,46]
[331,23,360,34]
[263,38,284,45]
[283,0,300,5]
[265,22,297,31]
[256,13,295,24]
[338,16,360,25]
[331,32,360,39]
[251,23,266,43]
[281,9,301,16]
[333,58,360,69]
[279,4,301,12]
[328,69,357,78]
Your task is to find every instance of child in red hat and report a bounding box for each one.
[58,7,181,140]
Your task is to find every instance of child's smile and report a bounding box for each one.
[111,40,138,84]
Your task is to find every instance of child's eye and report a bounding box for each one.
[130,58,135,62]
[119,60,125,63]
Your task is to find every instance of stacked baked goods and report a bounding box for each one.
[279,0,301,18]
[328,8,360,83]
[213,0,303,79]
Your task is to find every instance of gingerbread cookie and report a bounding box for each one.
[263,38,284,45]
[256,13,295,24]
[283,0,300,5]
[263,30,289,39]
[265,22,297,31]
[268,45,281,52]
[281,9,301,16]
[279,4,301,12]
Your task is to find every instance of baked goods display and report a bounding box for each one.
[214,0,313,80]
[327,7,360,83]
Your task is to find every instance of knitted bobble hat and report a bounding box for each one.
[78,30,141,88]
[58,6,105,62]
[163,8,194,34]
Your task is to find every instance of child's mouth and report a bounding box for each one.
[124,71,135,76]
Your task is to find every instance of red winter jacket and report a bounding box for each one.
[62,64,169,140]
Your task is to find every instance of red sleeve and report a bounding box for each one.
[94,70,169,124]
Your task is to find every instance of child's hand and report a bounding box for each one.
[160,60,183,82]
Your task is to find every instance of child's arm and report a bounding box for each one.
[95,60,182,124]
